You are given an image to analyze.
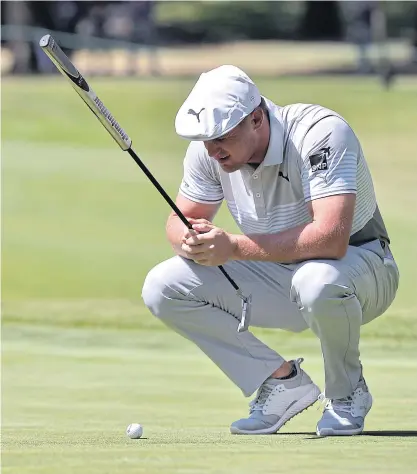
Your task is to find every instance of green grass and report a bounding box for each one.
[3,326,417,474]
[2,76,417,473]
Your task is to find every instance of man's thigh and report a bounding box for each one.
[163,257,307,332]
[344,240,399,323]
[293,239,399,325]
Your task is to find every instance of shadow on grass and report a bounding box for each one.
[362,431,417,437]
[278,431,417,439]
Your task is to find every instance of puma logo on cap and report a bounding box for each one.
[187,108,205,123]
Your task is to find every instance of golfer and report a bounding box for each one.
[142,65,399,436]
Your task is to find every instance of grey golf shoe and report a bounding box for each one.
[316,377,373,437]
[230,358,321,435]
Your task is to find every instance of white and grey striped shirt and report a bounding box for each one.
[179,99,389,245]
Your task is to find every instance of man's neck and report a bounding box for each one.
[250,110,271,165]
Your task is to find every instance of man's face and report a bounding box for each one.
[203,111,263,173]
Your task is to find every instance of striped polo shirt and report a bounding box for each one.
[179,98,389,246]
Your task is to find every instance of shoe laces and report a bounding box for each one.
[249,382,274,412]
[318,375,368,414]
[318,393,354,414]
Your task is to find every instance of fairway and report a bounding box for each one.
[2,76,417,473]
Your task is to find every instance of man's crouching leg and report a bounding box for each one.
[141,256,284,397]
[142,256,320,434]
[291,260,372,436]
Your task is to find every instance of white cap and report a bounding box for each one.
[175,65,261,141]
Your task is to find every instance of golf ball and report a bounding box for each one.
[126,423,143,439]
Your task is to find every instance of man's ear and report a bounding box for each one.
[251,108,264,131]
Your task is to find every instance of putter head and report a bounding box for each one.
[237,293,252,332]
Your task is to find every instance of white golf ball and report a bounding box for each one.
[126,423,143,439]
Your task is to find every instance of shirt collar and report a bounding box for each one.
[262,98,284,167]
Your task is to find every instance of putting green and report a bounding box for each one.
[2,75,417,473]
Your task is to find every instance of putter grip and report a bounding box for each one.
[39,34,132,151]
[39,34,81,78]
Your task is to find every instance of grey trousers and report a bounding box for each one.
[142,240,399,399]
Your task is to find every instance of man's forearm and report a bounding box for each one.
[166,214,190,258]
[231,222,348,263]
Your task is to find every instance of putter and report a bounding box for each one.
[39,34,252,332]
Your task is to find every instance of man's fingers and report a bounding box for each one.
[184,225,211,241]
[182,243,208,255]
[188,217,212,225]
[183,228,199,240]
[183,235,201,246]
[192,223,213,233]
[182,220,215,250]
[185,229,216,245]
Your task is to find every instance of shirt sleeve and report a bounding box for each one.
[179,141,224,204]
[300,116,359,202]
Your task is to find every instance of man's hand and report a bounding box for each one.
[181,218,236,266]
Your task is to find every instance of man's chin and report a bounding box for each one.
[220,163,241,173]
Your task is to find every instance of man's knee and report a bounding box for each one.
[142,257,187,318]
[291,261,354,312]
[142,256,205,319]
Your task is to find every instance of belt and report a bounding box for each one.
[350,237,389,248]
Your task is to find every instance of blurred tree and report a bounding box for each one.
[412,3,417,63]
[155,1,305,43]
[298,0,343,40]
[383,0,417,37]
[340,1,374,73]
[2,1,32,73]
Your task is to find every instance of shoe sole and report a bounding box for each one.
[315,395,373,437]
[316,427,364,436]
[230,384,321,435]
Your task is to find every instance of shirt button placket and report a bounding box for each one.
[253,180,266,217]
